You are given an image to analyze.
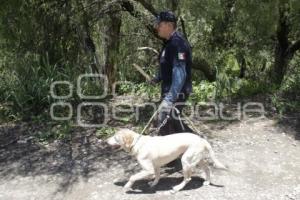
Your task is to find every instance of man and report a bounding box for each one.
[150,11,193,136]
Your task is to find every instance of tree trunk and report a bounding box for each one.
[273,45,289,85]
[236,52,246,78]
[75,0,104,85]
[269,0,300,86]
[103,12,122,91]
[271,0,291,86]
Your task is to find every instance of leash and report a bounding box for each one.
[140,108,160,135]
[140,105,208,137]
[129,107,161,153]
[178,109,210,138]
[130,104,210,153]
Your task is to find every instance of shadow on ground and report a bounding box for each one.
[115,176,205,194]
[275,113,300,141]
[0,124,135,195]
[113,176,224,194]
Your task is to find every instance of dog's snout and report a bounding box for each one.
[106,136,114,145]
[106,135,121,149]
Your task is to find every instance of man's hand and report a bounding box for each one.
[158,100,173,113]
[148,78,159,86]
[158,100,173,123]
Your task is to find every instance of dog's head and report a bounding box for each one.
[106,128,138,152]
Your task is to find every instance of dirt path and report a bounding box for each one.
[0,117,300,200]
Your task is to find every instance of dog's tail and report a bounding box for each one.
[204,141,228,170]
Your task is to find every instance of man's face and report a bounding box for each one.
[155,22,173,39]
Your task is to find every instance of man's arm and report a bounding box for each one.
[164,59,186,103]
[152,67,162,83]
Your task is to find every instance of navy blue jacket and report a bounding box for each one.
[155,31,192,102]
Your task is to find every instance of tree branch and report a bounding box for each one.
[121,0,159,39]
[179,16,188,41]
[137,47,159,54]
[87,0,216,81]
[134,0,158,16]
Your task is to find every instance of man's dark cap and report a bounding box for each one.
[155,11,177,24]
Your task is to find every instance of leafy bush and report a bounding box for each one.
[271,62,300,115]
[96,127,115,138]
[0,53,79,119]
[189,81,216,103]
[235,79,275,97]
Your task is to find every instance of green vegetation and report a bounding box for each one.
[0,0,299,139]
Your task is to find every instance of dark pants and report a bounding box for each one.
[156,93,194,169]
[158,93,194,136]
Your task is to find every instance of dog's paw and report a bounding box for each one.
[148,181,154,187]
[148,181,158,188]
[172,185,182,192]
[123,186,131,193]
[123,182,132,192]
[170,189,178,194]
[162,190,174,195]
[203,181,210,186]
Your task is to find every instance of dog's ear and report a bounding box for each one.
[114,128,122,134]
[122,132,134,150]
[115,128,130,135]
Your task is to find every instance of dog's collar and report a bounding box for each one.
[129,134,142,154]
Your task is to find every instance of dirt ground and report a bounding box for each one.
[0,115,300,200]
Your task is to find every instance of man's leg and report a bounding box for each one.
[172,93,194,133]
[164,93,191,170]
[157,111,174,136]
[157,93,193,135]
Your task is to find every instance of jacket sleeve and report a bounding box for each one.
[164,59,187,103]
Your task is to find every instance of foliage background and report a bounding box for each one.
[0,0,299,130]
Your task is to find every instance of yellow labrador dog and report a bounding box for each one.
[106,128,227,192]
